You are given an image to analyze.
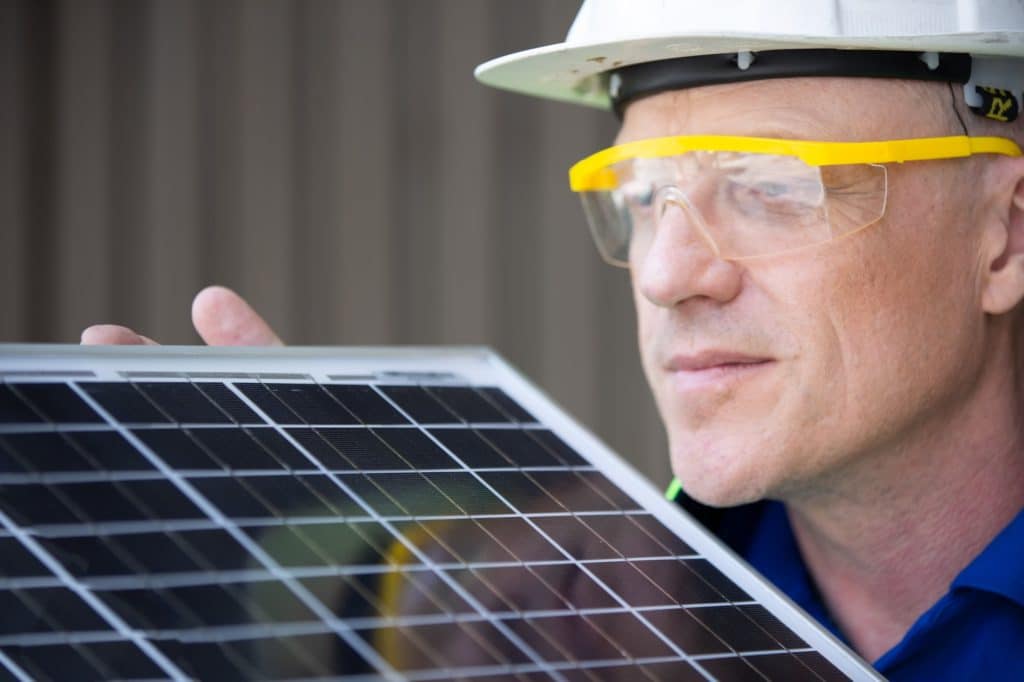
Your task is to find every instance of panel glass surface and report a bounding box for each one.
[0,352,867,681]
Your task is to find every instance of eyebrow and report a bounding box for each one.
[714,118,860,140]
[616,122,848,145]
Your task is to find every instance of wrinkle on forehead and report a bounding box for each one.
[617,78,956,144]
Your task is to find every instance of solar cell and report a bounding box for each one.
[0,346,877,681]
[10,383,103,423]
[0,385,43,423]
[321,384,409,425]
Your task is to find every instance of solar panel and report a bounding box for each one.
[0,345,878,681]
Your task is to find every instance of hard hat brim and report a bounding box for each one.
[474,32,1024,110]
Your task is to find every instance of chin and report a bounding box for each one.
[667,429,775,508]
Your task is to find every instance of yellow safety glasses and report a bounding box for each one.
[569,135,1022,267]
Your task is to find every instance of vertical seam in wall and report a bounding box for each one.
[195,0,213,291]
[24,0,58,341]
[388,0,407,342]
[109,0,152,330]
[108,0,124,323]
[290,0,309,342]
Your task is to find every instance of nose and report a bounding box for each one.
[633,190,744,308]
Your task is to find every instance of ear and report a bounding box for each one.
[981,158,1024,315]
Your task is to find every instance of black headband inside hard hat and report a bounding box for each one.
[608,49,990,119]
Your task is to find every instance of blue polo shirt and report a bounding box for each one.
[673,487,1024,679]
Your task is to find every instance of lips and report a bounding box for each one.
[664,351,774,391]
[667,351,772,372]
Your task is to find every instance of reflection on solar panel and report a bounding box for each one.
[0,346,877,681]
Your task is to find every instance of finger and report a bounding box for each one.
[80,324,159,346]
[191,285,284,346]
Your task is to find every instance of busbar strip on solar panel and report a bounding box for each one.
[0,346,879,681]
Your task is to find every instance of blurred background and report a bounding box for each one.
[0,0,668,484]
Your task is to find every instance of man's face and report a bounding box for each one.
[622,79,991,507]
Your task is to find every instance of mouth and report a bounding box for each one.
[664,351,774,391]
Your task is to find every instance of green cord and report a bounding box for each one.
[664,478,683,501]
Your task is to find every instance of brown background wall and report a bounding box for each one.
[0,0,669,484]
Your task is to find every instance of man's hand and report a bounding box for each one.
[80,285,284,346]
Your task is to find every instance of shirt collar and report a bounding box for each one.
[951,503,1024,607]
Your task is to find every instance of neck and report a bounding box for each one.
[784,339,1024,662]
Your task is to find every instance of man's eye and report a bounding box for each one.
[752,181,790,198]
[734,180,794,200]
[729,178,819,208]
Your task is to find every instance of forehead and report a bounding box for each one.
[616,77,952,144]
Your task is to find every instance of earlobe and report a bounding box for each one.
[981,173,1024,315]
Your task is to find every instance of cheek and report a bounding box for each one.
[792,185,984,454]
[845,177,978,361]
[746,265,850,449]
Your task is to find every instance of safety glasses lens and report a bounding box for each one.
[578,152,886,267]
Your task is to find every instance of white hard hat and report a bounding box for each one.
[474,0,1024,115]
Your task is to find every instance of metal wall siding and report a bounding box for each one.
[0,0,669,483]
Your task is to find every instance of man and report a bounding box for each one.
[85,1,1024,677]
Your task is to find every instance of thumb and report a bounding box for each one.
[191,285,284,346]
